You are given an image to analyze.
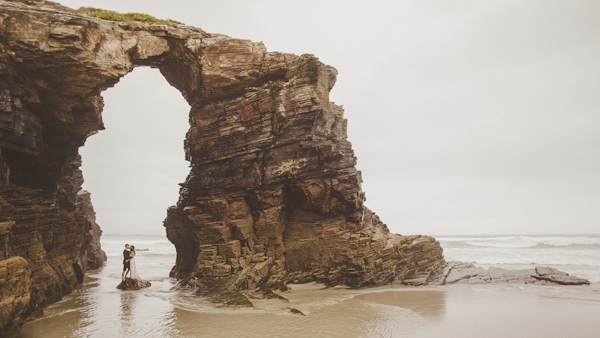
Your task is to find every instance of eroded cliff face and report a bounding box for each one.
[0,0,445,332]
[77,190,106,269]
[0,181,89,334]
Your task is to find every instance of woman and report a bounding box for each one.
[129,245,142,281]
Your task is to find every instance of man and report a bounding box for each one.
[122,244,131,280]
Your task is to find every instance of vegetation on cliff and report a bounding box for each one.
[78,7,182,24]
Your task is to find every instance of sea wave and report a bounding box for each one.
[442,241,600,250]
[438,241,482,249]
[530,243,600,250]
[437,235,600,249]
[443,250,600,267]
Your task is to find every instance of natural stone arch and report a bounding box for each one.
[0,0,445,316]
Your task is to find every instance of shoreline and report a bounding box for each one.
[20,234,600,337]
[21,262,600,338]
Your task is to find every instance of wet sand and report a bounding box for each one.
[176,283,600,337]
[21,264,600,338]
[20,242,600,338]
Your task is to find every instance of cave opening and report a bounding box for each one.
[79,67,190,236]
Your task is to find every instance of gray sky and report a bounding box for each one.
[62,0,600,236]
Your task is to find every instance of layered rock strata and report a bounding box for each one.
[76,190,107,269]
[0,181,91,335]
[0,0,445,326]
[0,256,30,338]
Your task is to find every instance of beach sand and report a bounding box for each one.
[21,235,600,337]
[21,268,600,337]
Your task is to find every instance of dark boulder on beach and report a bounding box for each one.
[117,278,151,290]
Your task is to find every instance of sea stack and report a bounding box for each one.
[0,0,445,335]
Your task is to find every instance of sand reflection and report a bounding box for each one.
[165,287,447,337]
[353,290,446,319]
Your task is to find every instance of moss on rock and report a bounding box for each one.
[78,7,182,24]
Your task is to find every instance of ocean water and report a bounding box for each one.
[101,233,177,279]
[99,233,600,283]
[20,234,600,338]
[437,234,600,283]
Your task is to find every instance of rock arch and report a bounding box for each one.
[0,0,444,322]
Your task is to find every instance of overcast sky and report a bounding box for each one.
[61,0,600,236]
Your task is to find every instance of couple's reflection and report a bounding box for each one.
[119,287,181,337]
[119,291,138,334]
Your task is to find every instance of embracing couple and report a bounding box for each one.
[122,243,142,281]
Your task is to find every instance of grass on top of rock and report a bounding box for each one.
[78,7,182,24]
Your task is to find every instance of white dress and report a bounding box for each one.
[130,252,142,281]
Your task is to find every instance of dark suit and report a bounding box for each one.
[123,249,131,271]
